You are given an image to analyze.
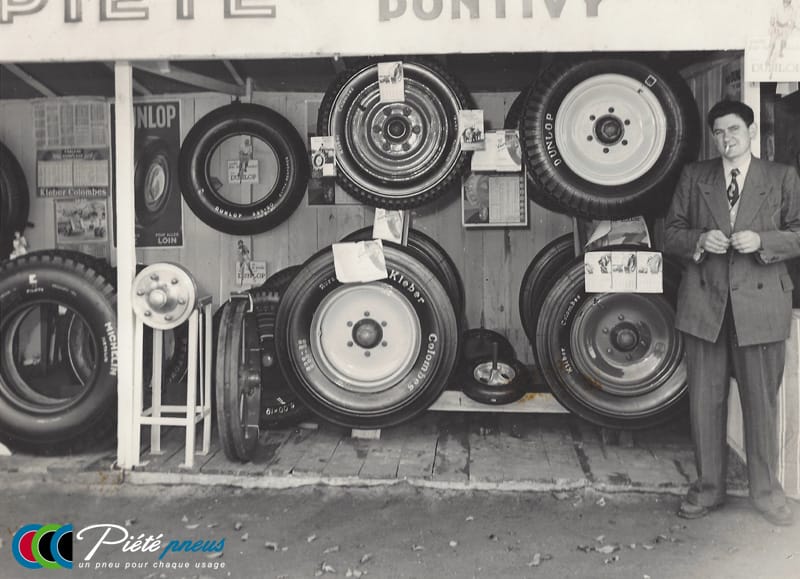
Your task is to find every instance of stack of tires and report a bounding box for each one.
[514,56,700,429]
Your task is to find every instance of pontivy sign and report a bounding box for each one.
[0,0,778,62]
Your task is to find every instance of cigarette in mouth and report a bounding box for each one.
[725,144,731,154]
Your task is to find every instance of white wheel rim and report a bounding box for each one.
[311,283,421,391]
[473,361,516,386]
[555,74,667,186]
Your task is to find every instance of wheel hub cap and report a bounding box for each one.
[594,115,624,145]
[352,318,383,349]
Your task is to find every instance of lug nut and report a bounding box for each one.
[622,140,628,146]
[412,126,421,134]
[144,311,152,317]
[618,314,625,320]
[602,328,609,334]
[171,278,178,284]
[178,298,186,305]
[364,351,371,357]
[347,321,353,327]
[165,315,173,321]
[608,107,615,113]
[603,147,610,153]
[373,125,382,133]
[381,341,388,347]
[136,290,144,296]
[364,311,370,317]
[381,321,387,327]
[587,135,593,141]
[347,341,354,347]
[624,119,630,125]
[590,115,596,121]
[150,274,159,281]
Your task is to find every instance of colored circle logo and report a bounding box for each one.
[12,524,73,570]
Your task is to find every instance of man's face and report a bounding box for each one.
[712,113,756,160]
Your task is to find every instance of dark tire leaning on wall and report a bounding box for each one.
[535,250,686,429]
[258,264,302,292]
[0,141,30,259]
[275,245,459,429]
[520,57,700,218]
[215,299,262,462]
[518,233,575,348]
[178,102,309,235]
[135,137,175,226]
[341,227,465,321]
[248,286,310,428]
[0,254,117,451]
[318,59,472,209]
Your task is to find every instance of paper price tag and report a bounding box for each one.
[310,136,336,177]
[636,251,663,293]
[378,61,405,103]
[372,209,407,244]
[332,240,388,284]
[458,110,485,151]
[227,159,259,184]
[584,252,613,293]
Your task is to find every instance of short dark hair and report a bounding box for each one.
[707,100,754,129]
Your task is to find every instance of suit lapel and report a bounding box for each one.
[733,157,771,230]
[698,160,732,234]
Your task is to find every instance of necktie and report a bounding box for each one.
[727,168,740,207]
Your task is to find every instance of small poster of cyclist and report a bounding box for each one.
[55,198,108,243]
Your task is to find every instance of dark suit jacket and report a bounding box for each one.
[664,156,800,346]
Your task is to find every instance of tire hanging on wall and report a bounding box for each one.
[0,253,117,451]
[0,141,30,259]
[518,233,575,349]
[520,57,700,219]
[135,137,176,226]
[275,245,459,429]
[505,90,564,214]
[215,299,262,462]
[318,59,472,209]
[178,102,309,234]
[341,227,465,321]
[535,249,687,429]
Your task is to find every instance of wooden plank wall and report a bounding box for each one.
[0,91,572,364]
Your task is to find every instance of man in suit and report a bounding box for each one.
[664,100,800,526]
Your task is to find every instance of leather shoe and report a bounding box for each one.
[759,505,794,527]
[677,500,720,520]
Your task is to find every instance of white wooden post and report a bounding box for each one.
[114,61,137,469]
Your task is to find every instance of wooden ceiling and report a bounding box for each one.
[0,51,730,101]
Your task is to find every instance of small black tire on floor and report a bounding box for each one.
[518,233,575,349]
[135,137,175,226]
[0,141,30,259]
[275,245,459,429]
[461,356,528,405]
[0,254,117,451]
[520,56,700,218]
[179,102,309,235]
[535,249,687,429]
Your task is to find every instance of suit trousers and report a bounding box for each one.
[683,304,787,511]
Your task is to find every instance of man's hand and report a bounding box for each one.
[730,230,762,254]
[699,230,730,254]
